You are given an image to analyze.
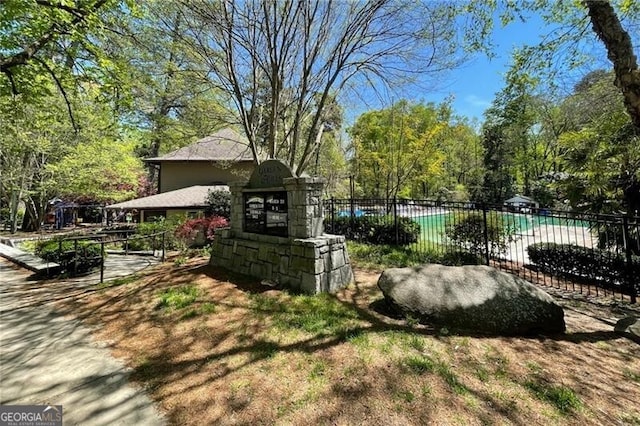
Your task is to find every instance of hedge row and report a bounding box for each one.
[527,243,639,292]
[325,215,420,245]
[36,240,102,275]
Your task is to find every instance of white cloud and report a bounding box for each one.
[464,95,491,108]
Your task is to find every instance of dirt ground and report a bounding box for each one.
[51,256,640,426]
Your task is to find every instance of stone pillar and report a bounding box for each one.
[228,181,247,234]
[211,162,352,294]
[283,176,326,239]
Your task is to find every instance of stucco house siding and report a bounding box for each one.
[159,161,254,193]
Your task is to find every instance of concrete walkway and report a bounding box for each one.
[0,255,166,425]
[0,242,60,275]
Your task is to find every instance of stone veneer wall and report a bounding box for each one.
[226,177,325,238]
[211,175,353,294]
[211,230,353,294]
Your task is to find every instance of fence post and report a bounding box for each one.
[161,231,166,262]
[622,216,637,303]
[100,240,105,284]
[73,239,78,276]
[125,233,129,255]
[482,204,490,266]
[350,196,355,221]
[393,197,399,245]
[331,197,335,231]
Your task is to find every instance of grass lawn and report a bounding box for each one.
[55,255,640,425]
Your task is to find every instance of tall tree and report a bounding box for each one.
[558,71,640,214]
[479,123,515,204]
[0,84,145,232]
[584,0,640,130]
[475,1,640,130]
[110,1,230,188]
[0,0,135,127]
[350,100,477,201]
[177,0,463,175]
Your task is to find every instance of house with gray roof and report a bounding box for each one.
[107,128,256,222]
[145,128,256,193]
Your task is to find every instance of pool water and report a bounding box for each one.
[414,212,590,243]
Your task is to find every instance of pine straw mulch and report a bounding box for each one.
[50,256,640,426]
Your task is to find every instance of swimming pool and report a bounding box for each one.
[413,212,591,244]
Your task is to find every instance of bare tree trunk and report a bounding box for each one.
[584,0,640,130]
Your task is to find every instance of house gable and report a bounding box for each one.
[144,128,257,193]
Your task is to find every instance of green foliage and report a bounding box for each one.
[120,235,146,251]
[136,216,185,250]
[120,2,228,170]
[400,354,467,394]
[527,243,640,293]
[350,99,481,200]
[350,100,447,199]
[346,241,482,269]
[157,285,200,310]
[46,138,144,203]
[480,2,640,212]
[204,190,231,219]
[524,379,582,414]
[403,355,436,374]
[325,215,420,245]
[97,274,140,289]
[249,293,360,336]
[557,73,640,214]
[478,124,516,204]
[444,212,518,259]
[346,242,425,268]
[35,239,102,275]
[0,0,135,99]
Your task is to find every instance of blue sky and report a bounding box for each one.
[428,13,549,123]
[341,7,620,128]
[342,12,555,127]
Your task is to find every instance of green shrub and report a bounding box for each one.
[35,239,102,275]
[439,250,484,266]
[346,242,482,269]
[204,189,231,219]
[325,215,420,245]
[527,243,639,293]
[136,216,184,250]
[123,235,151,251]
[444,212,517,259]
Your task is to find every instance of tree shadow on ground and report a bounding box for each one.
[29,257,640,425]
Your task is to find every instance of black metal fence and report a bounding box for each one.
[325,198,640,303]
[47,230,167,283]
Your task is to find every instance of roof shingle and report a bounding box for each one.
[145,128,253,162]
[107,185,228,210]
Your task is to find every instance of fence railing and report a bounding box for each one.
[49,230,168,283]
[325,198,639,303]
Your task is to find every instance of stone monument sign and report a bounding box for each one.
[211,159,353,293]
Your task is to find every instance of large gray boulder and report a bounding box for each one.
[378,264,565,335]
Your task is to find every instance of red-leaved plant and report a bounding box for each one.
[175,216,229,244]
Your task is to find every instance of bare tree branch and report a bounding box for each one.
[179,0,461,174]
[34,57,78,132]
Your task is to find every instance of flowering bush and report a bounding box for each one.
[175,216,229,247]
